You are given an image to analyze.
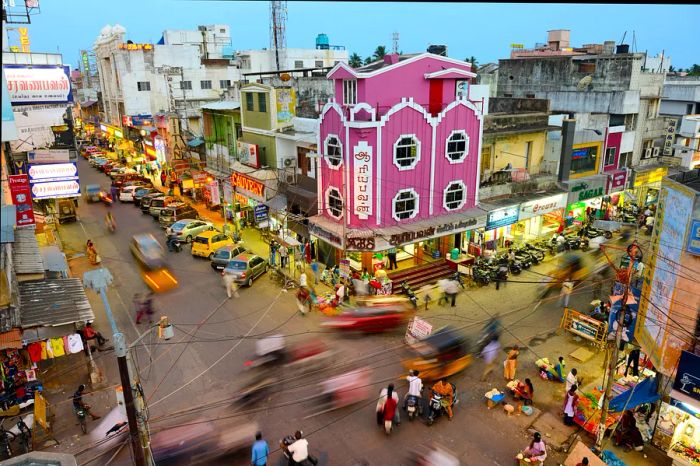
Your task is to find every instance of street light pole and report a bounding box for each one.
[83,268,148,466]
[593,243,640,452]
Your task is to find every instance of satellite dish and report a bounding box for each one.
[577,75,593,91]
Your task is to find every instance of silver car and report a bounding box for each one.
[165,219,215,243]
[222,253,268,287]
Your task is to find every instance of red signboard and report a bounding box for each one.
[231,171,265,198]
[9,174,35,227]
[607,169,628,194]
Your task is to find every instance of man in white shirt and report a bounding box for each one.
[403,370,423,411]
[335,283,345,304]
[299,271,308,288]
[287,431,310,464]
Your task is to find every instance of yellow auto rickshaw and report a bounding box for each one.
[403,326,472,382]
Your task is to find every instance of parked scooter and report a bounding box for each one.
[406,390,423,421]
[400,281,419,309]
[75,406,88,434]
[8,414,32,454]
[427,384,458,426]
[450,272,466,290]
[166,236,182,253]
[522,243,546,262]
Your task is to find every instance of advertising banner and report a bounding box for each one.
[519,193,567,220]
[208,182,220,206]
[672,351,700,403]
[27,149,70,164]
[276,87,296,124]
[3,65,73,105]
[254,204,269,223]
[1,68,18,141]
[9,174,35,227]
[687,219,700,256]
[606,169,628,194]
[31,180,80,199]
[237,141,259,168]
[353,141,373,220]
[28,162,78,183]
[566,176,607,204]
[486,205,519,230]
[231,171,265,199]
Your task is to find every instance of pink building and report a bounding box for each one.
[308,53,486,268]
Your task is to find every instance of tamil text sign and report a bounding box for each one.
[353,141,373,220]
[606,169,628,194]
[31,180,80,199]
[4,65,73,105]
[28,162,78,183]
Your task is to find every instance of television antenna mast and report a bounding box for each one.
[270,1,288,71]
[392,32,399,55]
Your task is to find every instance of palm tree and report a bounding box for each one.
[349,53,363,68]
[364,56,374,65]
[688,64,700,76]
[668,65,676,73]
[465,56,479,68]
[373,45,387,61]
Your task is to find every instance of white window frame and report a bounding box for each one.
[443,180,467,211]
[180,80,192,90]
[392,188,419,221]
[393,134,421,171]
[343,79,357,106]
[200,80,212,90]
[605,147,616,166]
[445,130,469,163]
[137,81,151,91]
[324,134,343,169]
[325,186,344,219]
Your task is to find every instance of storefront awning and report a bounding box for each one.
[187,137,205,148]
[12,228,45,277]
[19,278,95,328]
[608,376,660,413]
[266,195,288,215]
[81,100,98,108]
[40,246,69,277]
[204,167,230,179]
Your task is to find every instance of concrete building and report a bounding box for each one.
[236,34,348,74]
[93,24,240,141]
[661,77,700,117]
[498,31,667,178]
[670,115,700,170]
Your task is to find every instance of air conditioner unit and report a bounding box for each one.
[283,157,296,168]
[644,147,653,159]
[652,147,660,157]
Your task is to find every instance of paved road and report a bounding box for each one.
[52,156,636,465]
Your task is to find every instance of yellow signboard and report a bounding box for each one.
[34,392,48,429]
[118,43,153,51]
[633,167,668,187]
[18,27,30,53]
[510,43,525,49]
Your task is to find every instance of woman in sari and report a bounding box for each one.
[86,240,99,265]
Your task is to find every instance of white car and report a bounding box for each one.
[119,185,141,202]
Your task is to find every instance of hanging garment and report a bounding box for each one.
[44,340,54,359]
[27,342,43,363]
[49,337,66,357]
[67,334,84,354]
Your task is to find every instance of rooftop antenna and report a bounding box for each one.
[619,31,627,45]
[270,1,287,71]
[392,32,399,55]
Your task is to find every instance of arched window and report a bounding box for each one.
[324,135,342,168]
[326,187,343,219]
[446,130,469,163]
[443,181,467,211]
[393,135,420,170]
[392,189,419,221]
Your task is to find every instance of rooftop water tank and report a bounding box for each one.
[427,44,447,56]
[316,33,329,50]
[616,44,630,54]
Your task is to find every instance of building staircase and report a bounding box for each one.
[387,259,454,290]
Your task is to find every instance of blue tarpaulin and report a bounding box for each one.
[609,376,660,413]
[187,137,204,148]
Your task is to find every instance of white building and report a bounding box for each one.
[236,48,348,75]
[94,24,241,136]
[661,78,700,117]
[643,52,672,73]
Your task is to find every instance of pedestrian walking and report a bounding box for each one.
[269,240,278,267]
[110,184,118,201]
[625,348,641,377]
[251,431,269,466]
[504,345,520,380]
[480,338,501,381]
[279,244,289,268]
[387,247,398,270]
[560,278,574,308]
[160,171,167,187]
[134,291,155,324]
[562,384,579,426]
[565,368,579,393]
[310,261,320,284]
[445,278,459,307]
[223,272,239,299]
[305,240,312,264]
[419,284,433,310]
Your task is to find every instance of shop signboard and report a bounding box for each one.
[339,259,351,279]
[118,43,153,51]
[9,174,35,227]
[31,180,80,199]
[3,65,73,105]
[486,205,519,230]
[309,223,343,249]
[27,149,70,164]
[208,182,220,206]
[607,289,640,344]
[154,137,166,164]
[237,141,260,168]
[405,316,433,345]
[231,171,265,199]
[353,141,373,219]
[192,171,208,187]
[663,119,678,156]
[566,177,606,204]
[687,219,700,256]
[1,67,18,141]
[633,167,668,187]
[519,193,567,220]
[223,183,233,205]
[672,351,700,404]
[387,213,486,247]
[254,204,269,222]
[28,162,78,183]
[606,169,628,194]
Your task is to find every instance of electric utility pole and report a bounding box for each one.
[83,268,149,466]
[594,243,641,452]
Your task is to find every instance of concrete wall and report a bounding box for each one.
[482,130,548,174]
[264,76,334,118]
[239,131,276,167]
[488,97,549,114]
[241,88,272,130]
[536,90,640,114]
[663,82,700,102]
[238,48,348,74]
[661,100,696,116]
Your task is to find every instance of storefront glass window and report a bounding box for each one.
[571,146,598,175]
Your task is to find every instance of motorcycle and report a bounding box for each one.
[75,406,88,434]
[8,414,32,454]
[512,249,533,268]
[280,432,318,465]
[406,392,423,421]
[105,216,116,233]
[167,237,182,253]
[450,272,466,290]
[427,384,458,426]
[523,243,546,262]
[400,281,419,309]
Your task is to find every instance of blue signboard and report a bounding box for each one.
[254,204,269,222]
[673,351,700,404]
[486,205,519,230]
[687,219,700,256]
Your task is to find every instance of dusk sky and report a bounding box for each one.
[12,1,700,70]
